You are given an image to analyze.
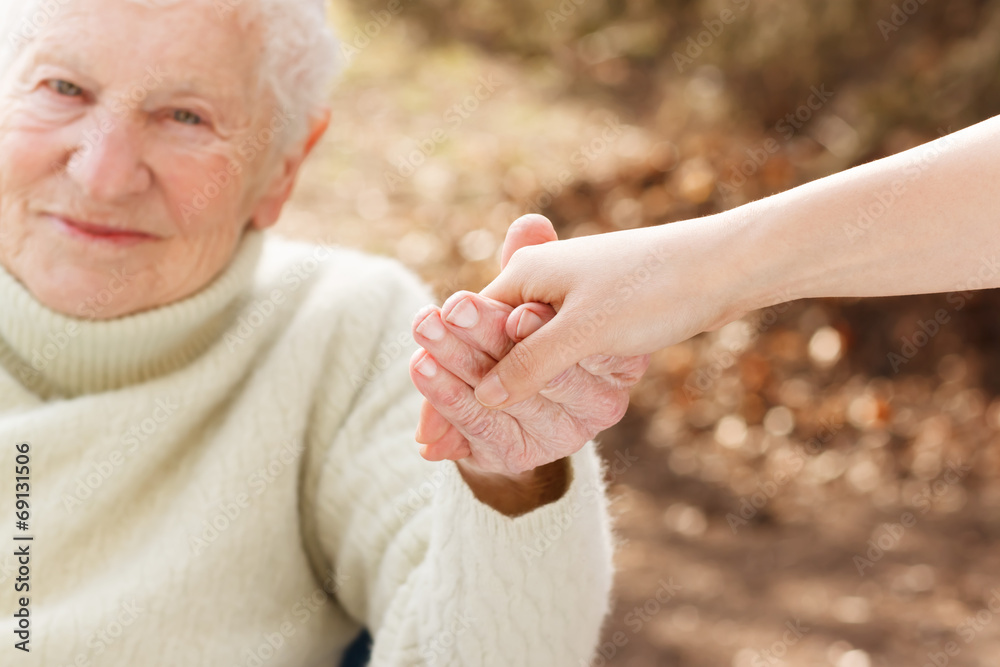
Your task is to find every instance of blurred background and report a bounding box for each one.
[280,1,1000,665]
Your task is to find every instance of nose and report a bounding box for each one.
[65,114,152,201]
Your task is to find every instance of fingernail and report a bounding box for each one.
[416,312,445,341]
[414,355,438,378]
[515,310,545,340]
[445,298,479,329]
[475,375,508,407]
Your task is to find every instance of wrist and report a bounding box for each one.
[715,200,800,317]
[455,457,571,517]
[647,209,781,332]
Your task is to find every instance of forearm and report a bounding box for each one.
[456,457,571,517]
[730,115,1000,312]
[363,445,613,666]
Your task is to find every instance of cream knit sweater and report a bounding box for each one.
[0,229,615,667]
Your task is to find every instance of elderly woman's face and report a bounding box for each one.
[0,0,304,319]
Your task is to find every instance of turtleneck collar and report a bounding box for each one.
[0,229,265,399]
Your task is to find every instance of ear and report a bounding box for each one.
[248,107,332,230]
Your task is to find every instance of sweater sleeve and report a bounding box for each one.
[301,261,616,667]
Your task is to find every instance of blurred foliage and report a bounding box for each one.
[281,0,1000,664]
[346,0,1000,141]
[338,0,1000,229]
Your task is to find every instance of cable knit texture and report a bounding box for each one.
[0,229,614,667]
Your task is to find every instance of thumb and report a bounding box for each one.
[483,214,559,308]
[474,312,588,409]
[479,265,527,311]
[500,213,558,270]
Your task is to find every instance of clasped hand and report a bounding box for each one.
[408,220,649,482]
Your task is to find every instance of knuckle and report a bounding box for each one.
[444,346,486,379]
[589,389,629,429]
[464,413,506,444]
[624,354,651,378]
[542,367,572,391]
[594,354,650,385]
[507,244,535,267]
[471,354,495,380]
[505,458,533,476]
[506,245,545,279]
[442,290,476,313]
[436,382,467,411]
[411,305,434,334]
[607,392,631,426]
[578,354,612,375]
[507,341,539,378]
[502,444,535,476]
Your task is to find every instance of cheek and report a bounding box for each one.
[150,146,250,233]
[0,120,72,246]
[0,121,67,195]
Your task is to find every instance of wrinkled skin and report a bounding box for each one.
[0,0,327,319]
[409,219,650,477]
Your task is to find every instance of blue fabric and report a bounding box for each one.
[340,629,372,667]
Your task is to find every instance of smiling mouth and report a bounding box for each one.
[47,214,159,245]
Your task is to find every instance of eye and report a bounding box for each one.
[46,79,83,97]
[172,109,204,126]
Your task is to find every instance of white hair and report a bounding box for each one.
[0,0,341,149]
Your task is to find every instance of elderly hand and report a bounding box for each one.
[410,291,648,475]
[409,221,649,513]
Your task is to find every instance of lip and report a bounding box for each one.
[47,214,159,246]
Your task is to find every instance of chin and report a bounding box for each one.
[20,262,144,320]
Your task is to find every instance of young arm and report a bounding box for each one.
[476,114,1000,409]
